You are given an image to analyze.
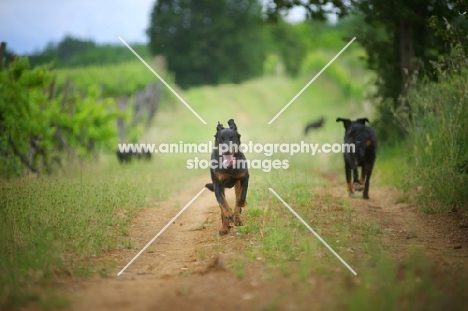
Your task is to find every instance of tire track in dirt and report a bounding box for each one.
[114,177,219,279]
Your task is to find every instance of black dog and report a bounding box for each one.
[336,117,378,199]
[336,118,369,185]
[304,116,325,135]
[116,149,152,164]
[116,150,134,163]
[205,119,249,235]
[337,118,368,186]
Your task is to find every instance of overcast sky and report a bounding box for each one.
[0,0,152,54]
[1,1,309,55]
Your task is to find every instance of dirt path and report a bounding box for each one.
[317,173,468,271]
[66,176,278,311]
[63,173,468,311]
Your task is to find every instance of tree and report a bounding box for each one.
[28,39,151,69]
[266,0,465,142]
[429,0,468,55]
[146,0,266,88]
[350,0,461,141]
[57,36,96,63]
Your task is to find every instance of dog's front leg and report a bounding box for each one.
[234,178,248,226]
[360,167,365,184]
[345,161,354,196]
[214,184,233,235]
[353,167,359,184]
[238,173,249,207]
[363,161,374,200]
[352,166,365,192]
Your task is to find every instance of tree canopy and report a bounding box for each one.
[26,36,150,69]
[146,0,266,88]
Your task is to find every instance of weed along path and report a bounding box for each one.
[64,172,468,311]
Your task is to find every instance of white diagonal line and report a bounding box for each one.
[268,37,356,124]
[268,188,357,276]
[118,36,207,125]
[117,188,206,276]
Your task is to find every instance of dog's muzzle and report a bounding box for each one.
[222,154,236,167]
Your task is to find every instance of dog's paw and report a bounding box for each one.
[219,229,229,236]
[353,183,364,192]
[224,212,234,222]
[233,215,243,226]
[349,192,361,199]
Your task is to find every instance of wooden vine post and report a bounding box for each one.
[0,41,6,71]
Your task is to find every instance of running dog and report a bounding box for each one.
[205,119,249,235]
[304,116,325,135]
[336,117,378,199]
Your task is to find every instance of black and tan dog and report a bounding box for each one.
[336,117,378,199]
[205,119,249,235]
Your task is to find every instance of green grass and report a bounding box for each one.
[0,150,208,308]
[238,174,361,278]
[0,171,141,307]
[341,251,468,311]
[371,142,408,187]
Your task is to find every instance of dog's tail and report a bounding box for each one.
[205,183,214,192]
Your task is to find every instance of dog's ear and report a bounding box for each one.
[227,119,241,141]
[336,117,351,129]
[355,118,370,125]
[215,122,224,138]
[336,117,350,123]
[227,119,237,132]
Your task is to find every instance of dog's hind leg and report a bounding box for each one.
[214,185,233,235]
[363,162,374,200]
[345,161,354,196]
